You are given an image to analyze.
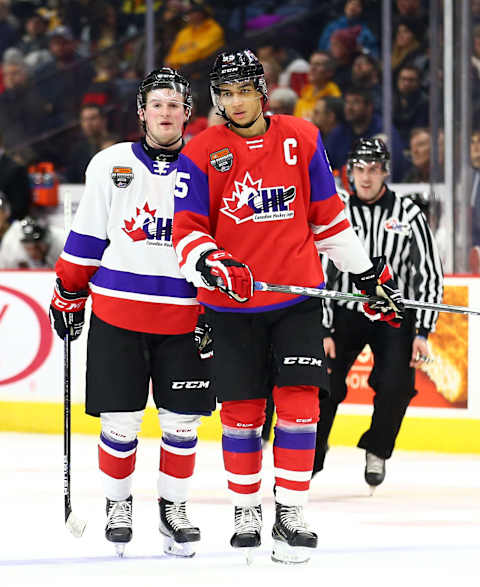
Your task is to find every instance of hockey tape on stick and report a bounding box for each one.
[254,281,480,317]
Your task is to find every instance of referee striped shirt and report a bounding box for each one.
[322,188,444,336]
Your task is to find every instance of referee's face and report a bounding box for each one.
[352,161,387,203]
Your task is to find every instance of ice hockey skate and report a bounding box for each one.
[230,505,262,565]
[365,451,386,494]
[105,495,133,557]
[159,498,200,557]
[271,502,317,564]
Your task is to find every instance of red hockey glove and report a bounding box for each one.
[352,256,405,328]
[196,249,254,303]
[49,278,89,340]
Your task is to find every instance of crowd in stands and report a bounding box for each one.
[0,0,478,271]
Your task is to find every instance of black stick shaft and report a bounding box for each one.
[64,332,72,523]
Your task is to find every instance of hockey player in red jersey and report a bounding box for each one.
[49,68,215,557]
[172,49,404,564]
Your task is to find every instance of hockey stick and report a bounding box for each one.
[254,281,480,317]
[64,329,86,537]
[63,190,86,538]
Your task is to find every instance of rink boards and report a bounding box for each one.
[1,270,480,453]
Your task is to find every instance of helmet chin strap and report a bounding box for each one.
[146,127,183,148]
[227,109,263,129]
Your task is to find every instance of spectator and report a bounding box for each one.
[403,127,431,182]
[184,100,208,142]
[391,18,425,83]
[294,51,340,120]
[470,129,480,273]
[17,10,51,69]
[325,86,407,181]
[82,53,118,108]
[156,0,186,59]
[472,25,480,107]
[393,0,427,41]
[0,190,11,241]
[207,105,224,126]
[473,0,480,26]
[257,43,309,94]
[65,104,109,183]
[330,26,362,92]
[351,53,381,114]
[0,50,50,157]
[165,1,225,70]
[261,58,281,94]
[318,0,379,57]
[393,64,429,148]
[311,96,344,143]
[34,26,95,126]
[0,130,31,220]
[0,0,19,60]
[80,1,125,54]
[0,215,64,269]
[267,87,298,115]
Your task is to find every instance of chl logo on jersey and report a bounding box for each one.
[112,166,134,188]
[384,217,410,236]
[210,148,233,172]
[122,201,172,243]
[221,171,296,224]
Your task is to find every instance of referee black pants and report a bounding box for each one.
[314,307,417,472]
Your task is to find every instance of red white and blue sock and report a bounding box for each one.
[98,432,137,501]
[273,422,316,505]
[158,434,197,503]
[222,426,263,506]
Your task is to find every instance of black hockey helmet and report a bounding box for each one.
[347,137,390,174]
[20,216,47,243]
[209,49,267,117]
[136,67,192,119]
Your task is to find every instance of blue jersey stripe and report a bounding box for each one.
[309,133,337,202]
[90,266,197,298]
[64,230,108,260]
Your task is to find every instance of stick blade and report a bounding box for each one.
[66,512,87,538]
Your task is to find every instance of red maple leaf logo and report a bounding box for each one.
[122,202,157,241]
[221,172,263,224]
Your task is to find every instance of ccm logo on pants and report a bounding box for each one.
[283,356,322,366]
[171,380,210,390]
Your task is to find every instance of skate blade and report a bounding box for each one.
[163,536,196,558]
[271,539,313,565]
[245,547,257,566]
[114,543,126,557]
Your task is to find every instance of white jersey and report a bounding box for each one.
[0,220,64,269]
[55,141,199,334]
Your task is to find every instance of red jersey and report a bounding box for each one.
[173,115,361,312]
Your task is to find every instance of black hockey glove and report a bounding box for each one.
[49,278,89,341]
[351,256,405,327]
[194,313,213,359]
[196,249,254,303]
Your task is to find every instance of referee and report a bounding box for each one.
[314,138,444,490]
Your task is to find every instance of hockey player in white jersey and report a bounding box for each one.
[49,68,215,557]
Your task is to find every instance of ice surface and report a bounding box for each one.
[2,433,479,586]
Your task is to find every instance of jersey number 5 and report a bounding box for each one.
[174,172,190,198]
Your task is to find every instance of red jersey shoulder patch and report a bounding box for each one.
[209,147,234,172]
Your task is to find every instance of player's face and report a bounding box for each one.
[218,81,263,126]
[352,161,387,203]
[140,88,187,147]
